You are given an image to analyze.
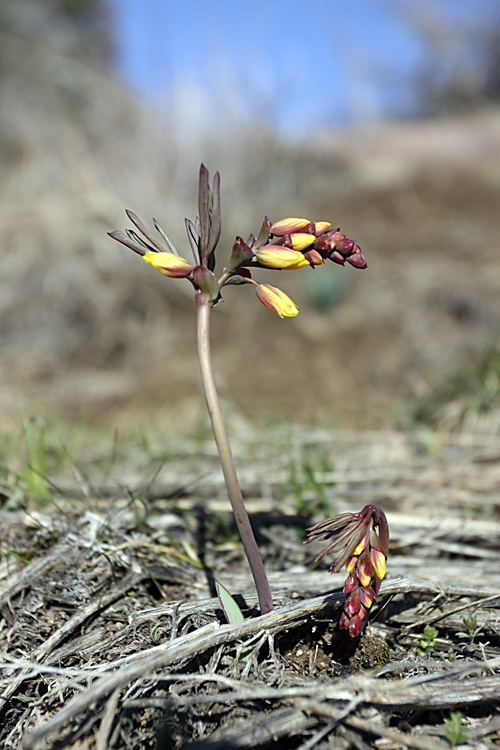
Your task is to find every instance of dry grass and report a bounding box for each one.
[1,426,499,748]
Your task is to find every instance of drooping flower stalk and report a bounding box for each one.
[306,505,389,640]
[109,164,368,617]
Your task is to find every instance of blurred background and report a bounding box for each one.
[1,0,500,436]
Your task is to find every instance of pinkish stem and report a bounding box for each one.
[196,297,273,615]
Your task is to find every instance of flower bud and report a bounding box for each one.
[303,249,325,266]
[359,585,376,609]
[256,246,310,270]
[343,570,358,594]
[335,238,355,255]
[256,284,299,318]
[370,548,386,580]
[352,528,370,556]
[311,221,331,236]
[313,235,336,253]
[348,613,363,639]
[345,555,357,573]
[254,217,272,249]
[144,251,193,278]
[339,612,350,631]
[356,556,373,588]
[329,230,345,243]
[347,250,368,269]
[226,237,254,274]
[345,590,361,617]
[283,234,316,252]
[330,251,346,266]
[270,218,310,236]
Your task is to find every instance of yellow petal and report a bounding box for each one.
[345,555,357,573]
[270,218,310,236]
[304,249,325,266]
[370,548,386,580]
[352,528,370,557]
[256,284,299,318]
[288,234,315,251]
[144,251,193,278]
[312,221,331,236]
[256,246,310,270]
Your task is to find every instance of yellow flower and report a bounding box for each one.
[144,251,193,278]
[256,284,299,318]
[287,234,315,251]
[256,246,310,270]
[270,218,310,236]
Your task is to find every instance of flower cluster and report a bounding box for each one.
[306,505,389,639]
[108,165,367,319]
[256,217,367,272]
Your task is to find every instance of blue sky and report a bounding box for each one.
[107,0,498,137]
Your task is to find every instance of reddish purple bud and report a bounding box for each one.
[226,236,254,274]
[356,556,373,588]
[311,221,332,236]
[329,229,345,243]
[304,249,325,266]
[348,614,363,638]
[345,590,361,617]
[358,606,369,625]
[254,217,272,249]
[347,251,368,269]
[339,612,350,631]
[359,585,376,609]
[313,235,335,253]
[335,238,355,256]
[330,251,346,265]
[345,555,357,573]
[343,570,358,594]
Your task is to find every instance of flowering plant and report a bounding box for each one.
[109,164,371,619]
[306,505,389,640]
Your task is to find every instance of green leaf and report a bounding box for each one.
[215,580,244,624]
[444,712,468,747]
[215,581,251,662]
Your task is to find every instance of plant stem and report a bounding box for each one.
[196,298,274,615]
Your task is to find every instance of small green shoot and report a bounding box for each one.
[444,711,468,747]
[23,416,49,498]
[417,624,438,656]
[215,580,244,624]
[456,614,484,647]
[215,580,250,661]
[290,444,336,518]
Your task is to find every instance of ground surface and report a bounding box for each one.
[1,425,500,749]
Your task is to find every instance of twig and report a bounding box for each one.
[95,687,121,750]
